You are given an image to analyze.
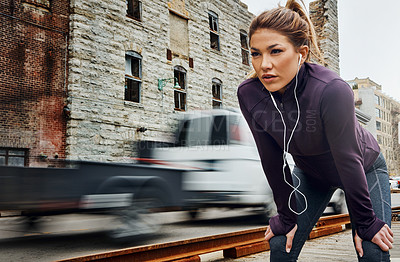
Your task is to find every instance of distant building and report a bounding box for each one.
[350,77,400,176]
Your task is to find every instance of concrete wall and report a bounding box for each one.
[309,0,340,75]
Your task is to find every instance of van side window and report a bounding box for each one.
[176,120,190,146]
[228,115,242,144]
[210,116,227,145]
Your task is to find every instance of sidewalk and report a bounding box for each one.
[201,221,400,261]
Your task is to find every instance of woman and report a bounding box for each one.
[237,0,393,261]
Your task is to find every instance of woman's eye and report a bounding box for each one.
[271,49,282,54]
[250,52,260,57]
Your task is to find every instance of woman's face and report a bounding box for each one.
[250,28,304,94]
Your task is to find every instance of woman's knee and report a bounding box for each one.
[358,241,390,262]
[269,235,297,262]
[269,235,287,251]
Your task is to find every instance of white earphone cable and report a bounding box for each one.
[268,56,308,216]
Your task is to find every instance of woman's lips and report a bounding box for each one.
[262,74,277,83]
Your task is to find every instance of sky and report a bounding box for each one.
[241,0,400,102]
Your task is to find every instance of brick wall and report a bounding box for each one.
[0,0,69,166]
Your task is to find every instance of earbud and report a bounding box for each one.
[298,54,302,66]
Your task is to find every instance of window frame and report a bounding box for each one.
[376,121,382,131]
[174,66,187,111]
[208,11,220,51]
[212,78,222,109]
[126,0,142,21]
[375,94,380,106]
[125,51,142,103]
[0,148,29,166]
[375,108,381,118]
[240,30,250,66]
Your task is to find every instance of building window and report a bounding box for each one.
[209,11,220,51]
[375,94,380,106]
[127,0,142,20]
[174,66,187,111]
[125,51,142,103]
[0,148,28,166]
[212,78,222,108]
[240,30,249,65]
[376,108,381,118]
[376,121,382,131]
[377,135,382,144]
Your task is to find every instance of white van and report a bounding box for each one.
[146,109,345,218]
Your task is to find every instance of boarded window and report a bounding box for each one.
[212,78,222,108]
[127,0,142,21]
[209,11,220,51]
[240,30,250,65]
[125,51,142,103]
[169,12,189,56]
[0,148,28,166]
[174,66,187,111]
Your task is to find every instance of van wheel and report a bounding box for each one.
[333,193,347,214]
[108,188,164,241]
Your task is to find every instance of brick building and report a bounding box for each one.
[0,0,69,166]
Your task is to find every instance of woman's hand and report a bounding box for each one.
[265,224,298,253]
[354,224,393,257]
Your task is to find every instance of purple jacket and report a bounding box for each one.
[237,62,384,241]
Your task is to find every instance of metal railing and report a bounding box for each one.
[59,207,400,261]
[58,213,354,262]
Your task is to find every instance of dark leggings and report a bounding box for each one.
[269,153,391,262]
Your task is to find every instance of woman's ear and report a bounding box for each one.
[299,45,309,64]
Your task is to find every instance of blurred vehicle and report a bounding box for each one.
[324,189,347,214]
[0,160,190,241]
[390,177,400,189]
[140,109,347,219]
[139,109,278,220]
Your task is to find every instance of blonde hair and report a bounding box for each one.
[247,0,322,79]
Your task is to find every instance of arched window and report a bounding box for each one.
[212,78,222,108]
[125,51,142,103]
[174,66,187,111]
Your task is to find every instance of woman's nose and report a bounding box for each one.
[261,56,272,70]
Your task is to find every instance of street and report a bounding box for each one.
[0,194,399,262]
